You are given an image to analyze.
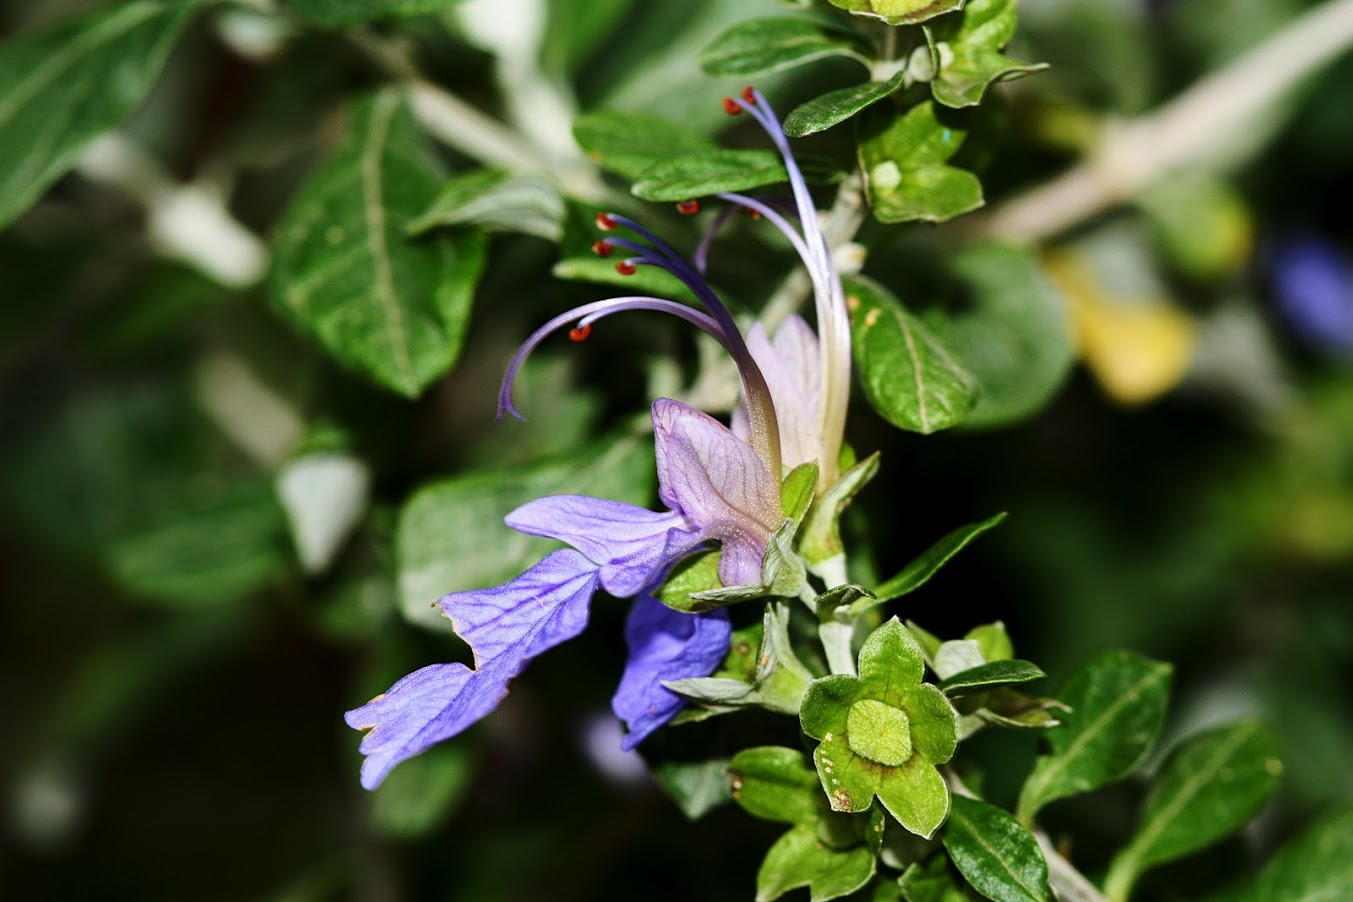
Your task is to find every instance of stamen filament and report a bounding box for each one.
[593,215,785,477]
[498,297,730,421]
[728,88,851,487]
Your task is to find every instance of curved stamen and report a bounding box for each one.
[498,297,731,421]
[593,217,785,477]
[717,193,814,267]
[694,205,740,275]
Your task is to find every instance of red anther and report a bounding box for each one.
[569,324,592,342]
[594,212,617,231]
[676,199,701,216]
[616,260,637,276]
[722,96,741,115]
[741,85,756,104]
[745,208,763,221]
[592,240,613,257]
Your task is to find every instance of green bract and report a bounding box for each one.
[827,0,965,27]
[800,619,958,838]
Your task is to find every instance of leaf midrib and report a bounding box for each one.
[361,91,417,394]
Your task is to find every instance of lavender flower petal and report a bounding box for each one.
[440,548,599,669]
[506,496,702,597]
[745,315,822,469]
[652,399,782,586]
[345,657,512,790]
[612,595,732,750]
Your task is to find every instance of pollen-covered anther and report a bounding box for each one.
[676,199,701,216]
[595,212,617,231]
[616,260,637,276]
[722,96,741,115]
[568,324,592,342]
[741,85,756,104]
[592,240,613,257]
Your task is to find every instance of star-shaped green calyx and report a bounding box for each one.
[799,618,959,838]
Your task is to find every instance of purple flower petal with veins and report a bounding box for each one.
[612,595,732,750]
[441,548,600,670]
[344,549,600,788]
[653,398,781,586]
[345,657,512,790]
[505,496,702,597]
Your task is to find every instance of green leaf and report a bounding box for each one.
[665,676,758,704]
[782,461,820,522]
[369,742,474,839]
[657,550,724,613]
[934,640,985,680]
[943,795,1051,902]
[1136,174,1253,280]
[282,0,468,27]
[934,244,1074,429]
[106,482,287,608]
[271,91,486,397]
[1017,650,1172,823]
[858,102,983,224]
[1103,720,1282,900]
[654,757,733,820]
[632,149,843,202]
[396,433,654,630]
[901,853,983,901]
[926,0,1047,109]
[977,689,1065,731]
[847,274,978,435]
[669,602,812,715]
[407,169,564,241]
[0,1,196,228]
[757,823,877,902]
[965,622,1013,663]
[783,72,908,137]
[573,110,717,181]
[801,452,880,567]
[1241,807,1353,902]
[939,660,1045,695]
[869,513,1007,607]
[827,0,964,26]
[816,584,877,622]
[701,17,870,76]
[730,746,823,824]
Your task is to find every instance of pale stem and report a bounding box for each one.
[819,620,858,676]
[1037,830,1112,902]
[352,30,610,203]
[975,0,1353,242]
[76,134,267,289]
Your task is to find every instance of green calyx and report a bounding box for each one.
[799,618,959,838]
[846,699,913,765]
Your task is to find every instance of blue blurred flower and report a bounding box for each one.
[1271,232,1353,357]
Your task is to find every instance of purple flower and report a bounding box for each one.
[613,595,733,750]
[347,89,855,788]
[1271,232,1353,357]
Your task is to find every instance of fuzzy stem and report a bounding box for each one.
[1037,831,1112,902]
[819,620,857,676]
